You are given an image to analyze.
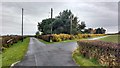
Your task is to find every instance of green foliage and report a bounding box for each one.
[2,38,30,68]
[38,18,55,35]
[36,31,40,36]
[77,21,86,33]
[35,31,40,38]
[95,27,106,34]
[38,9,86,35]
[83,27,106,34]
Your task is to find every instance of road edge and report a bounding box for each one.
[71,47,80,66]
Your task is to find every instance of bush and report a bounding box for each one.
[38,34,105,42]
[77,40,120,66]
[52,34,71,42]
[38,34,52,42]
[52,34,61,42]
[2,36,24,48]
[70,35,75,40]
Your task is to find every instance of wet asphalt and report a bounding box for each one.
[14,37,78,66]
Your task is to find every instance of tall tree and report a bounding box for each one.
[37,9,86,35]
[37,18,55,35]
[77,21,86,33]
[95,27,106,34]
[35,31,40,37]
[52,9,73,34]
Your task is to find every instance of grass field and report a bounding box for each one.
[2,37,30,68]
[99,35,119,43]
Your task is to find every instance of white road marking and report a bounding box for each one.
[10,61,20,68]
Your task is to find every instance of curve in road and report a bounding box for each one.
[14,37,78,66]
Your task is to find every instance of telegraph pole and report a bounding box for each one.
[69,14,73,35]
[22,8,23,42]
[51,8,53,34]
[51,8,53,19]
[70,18,72,35]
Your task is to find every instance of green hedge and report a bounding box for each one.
[77,40,120,66]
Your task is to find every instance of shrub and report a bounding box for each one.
[70,35,75,40]
[38,34,105,42]
[77,40,120,66]
[76,34,82,39]
[38,34,52,42]
[52,34,60,42]
[52,34,71,42]
[2,35,24,49]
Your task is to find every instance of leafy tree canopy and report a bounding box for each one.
[38,9,86,35]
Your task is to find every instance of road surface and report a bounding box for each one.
[14,36,107,67]
[14,37,78,66]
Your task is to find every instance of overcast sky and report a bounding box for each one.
[1,1,119,35]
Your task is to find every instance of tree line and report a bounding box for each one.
[37,9,106,35]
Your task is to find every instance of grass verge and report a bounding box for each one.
[0,54,2,68]
[72,47,101,66]
[2,37,30,68]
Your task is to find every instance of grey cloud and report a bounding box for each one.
[2,2,118,35]
[1,0,120,2]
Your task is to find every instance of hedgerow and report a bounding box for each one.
[77,40,120,66]
[2,36,26,50]
[37,34,105,42]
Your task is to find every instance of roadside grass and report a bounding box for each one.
[0,37,2,47]
[2,37,30,68]
[72,48,101,66]
[99,35,119,43]
[0,54,2,68]
[0,37,2,68]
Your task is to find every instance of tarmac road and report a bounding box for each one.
[14,37,78,66]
